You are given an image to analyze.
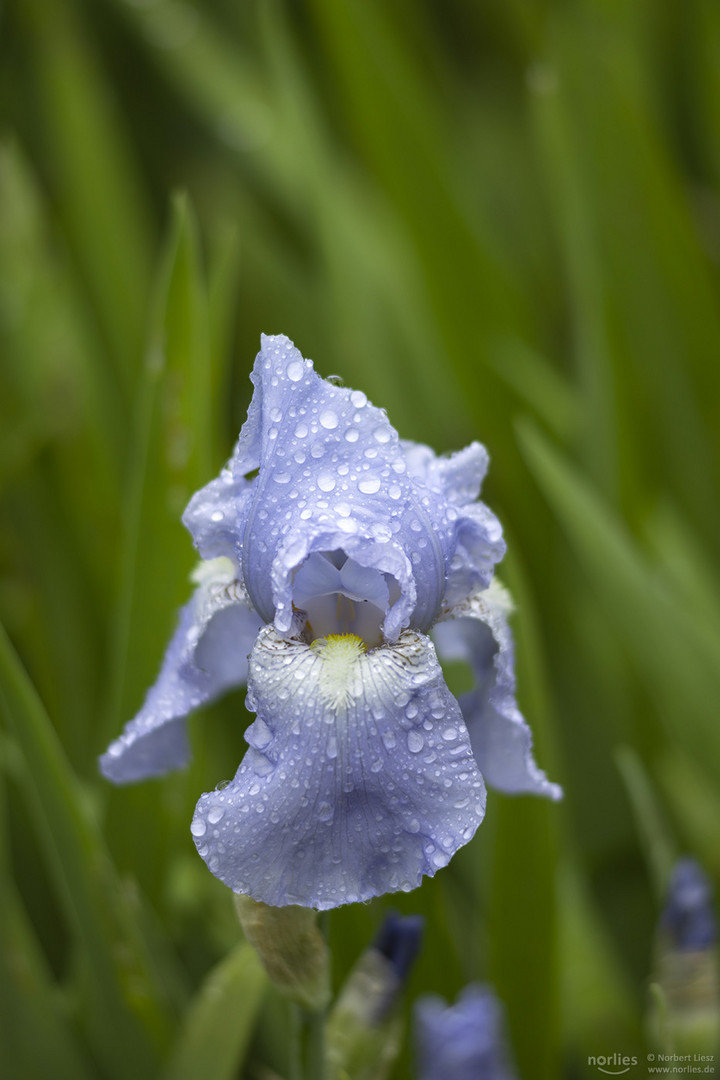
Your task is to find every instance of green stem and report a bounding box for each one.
[288,1002,302,1080]
[298,911,330,1080]
[298,1003,328,1080]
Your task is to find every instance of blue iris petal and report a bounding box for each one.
[414,984,518,1080]
[100,559,261,783]
[183,335,505,640]
[191,626,486,909]
[433,580,561,800]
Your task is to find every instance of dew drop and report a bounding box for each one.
[191,819,206,837]
[358,476,381,494]
[373,425,391,444]
[294,422,308,438]
[208,806,225,825]
[287,360,304,382]
[211,510,224,522]
[249,718,272,749]
[327,735,338,759]
[350,390,367,408]
[381,729,397,751]
[371,522,392,542]
[274,472,291,484]
[442,726,458,741]
[344,428,359,443]
[407,730,424,753]
[319,409,339,430]
[318,802,333,822]
[317,471,336,492]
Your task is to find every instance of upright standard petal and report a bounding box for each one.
[433,579,561,800]
[100,558,262,783]
[183,334,505,641]
[414,985,518,1080]
[402,439,506,609]
[191,625,486,909]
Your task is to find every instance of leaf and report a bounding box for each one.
[615,745,676,898]
[17,0,153,396]
[517,419,720,782]
[107,192,213,742]
[0,620,176,1080]
[163,942,267,1080]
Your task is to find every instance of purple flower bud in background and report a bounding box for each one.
[650,858,719,1057]
[100,335,560,909]
[660,858,717,951]
[374,910,424,991]
[327,911,425,1077]
[414,985,518,1080]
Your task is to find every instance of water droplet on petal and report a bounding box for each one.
[358,476,380,494]
[319,409,339,430]
[207,806,225,824]
[317,471,336,492]
[350,390,367,408]
[287,360,304,381]
[344,428,359,443]
[373,425,391,444]
[318,801,333,821]
[191,819,206,837]
[382,729,397,751]
[407,730,424,753]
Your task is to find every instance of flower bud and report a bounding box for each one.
[326,912,424,1080]
[649,858,719,1056]
[234,895,331,1011]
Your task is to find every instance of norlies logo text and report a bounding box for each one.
[588,1053,639,1075]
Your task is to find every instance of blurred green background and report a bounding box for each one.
[1,0,719,1077]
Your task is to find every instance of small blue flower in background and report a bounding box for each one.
[660,858,717,951]
[101,335,560,909]
[414,984,518,1080]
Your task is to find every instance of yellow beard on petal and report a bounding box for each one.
[310,633,367,707]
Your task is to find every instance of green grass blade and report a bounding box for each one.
[517,419,720,782]
[108,192,213,740]
[163,942,267,1080]
[17,0,154,398]
[615,745,676,898]
[0,885,94,1080]
[0,620,175,1079]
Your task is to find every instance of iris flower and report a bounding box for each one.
[414,985,518,1080]
[101,335,560,909]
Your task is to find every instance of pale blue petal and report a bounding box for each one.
[433,580,561,800]
[415,985,517,1080]
[403,439,506,612]
[291,551,344,605]
[182,468,253,563]
[100,559,262,784]
[191,626,486,909]
[184,335,506,643]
